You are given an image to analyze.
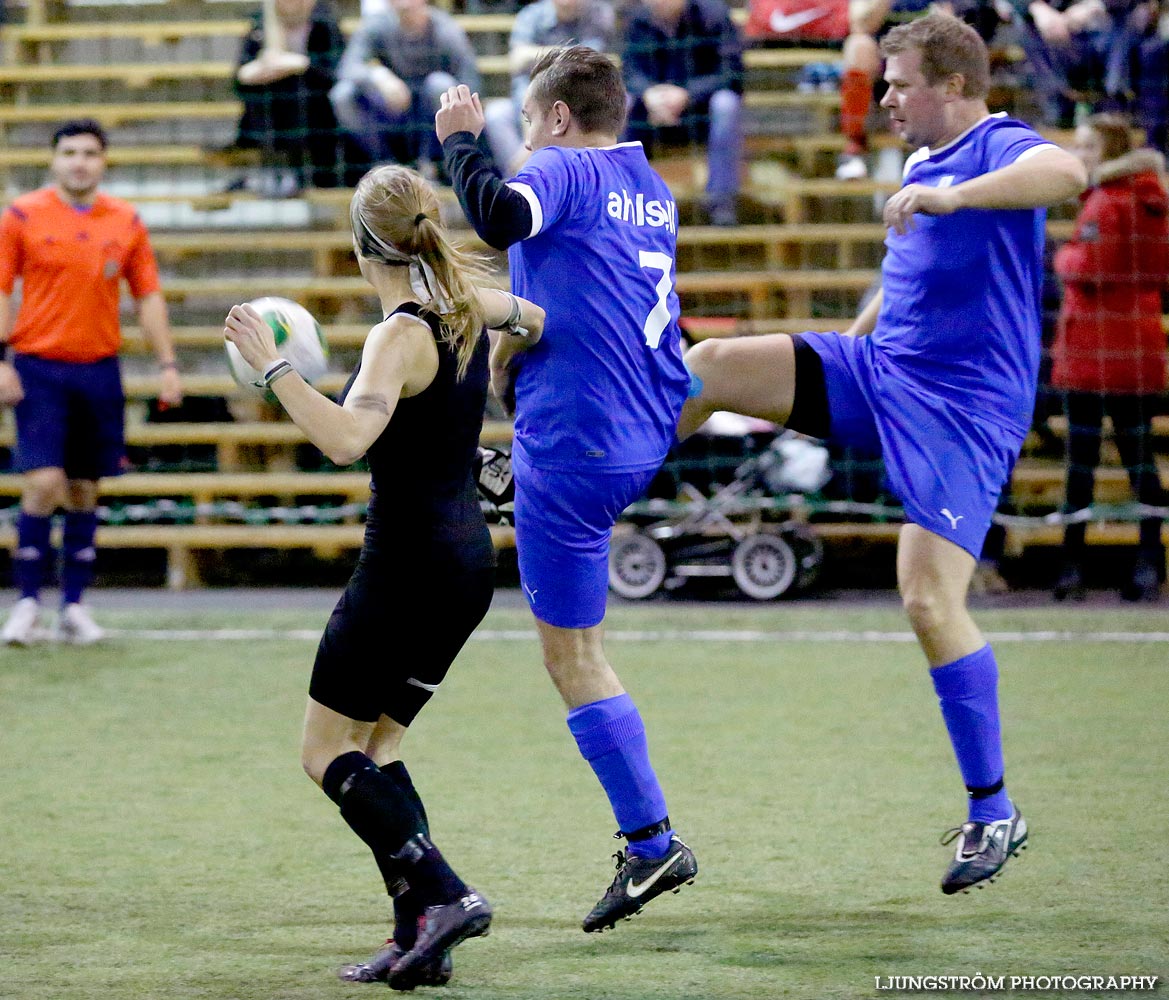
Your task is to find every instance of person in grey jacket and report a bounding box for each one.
[330,0,481,171]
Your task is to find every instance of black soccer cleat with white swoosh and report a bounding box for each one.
[582,836,698,932]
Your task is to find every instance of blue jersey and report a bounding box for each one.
[505,141,691,472]
[873,115,1053,434]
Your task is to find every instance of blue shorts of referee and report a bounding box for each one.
[13,353,126,479]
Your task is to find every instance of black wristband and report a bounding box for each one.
[0,343,10,363]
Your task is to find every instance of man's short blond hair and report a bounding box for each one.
[880,11,990,100]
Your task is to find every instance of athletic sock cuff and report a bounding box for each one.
[930,644,996,700]
[322,750,378,805]
[567,697,645,761]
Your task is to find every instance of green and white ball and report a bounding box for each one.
[226,296,329,391]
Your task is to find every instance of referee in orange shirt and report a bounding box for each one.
[0,120,183,645]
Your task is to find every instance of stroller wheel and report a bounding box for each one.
[731,532,797,600]
[780,523,825,592]
[609,531,668,600]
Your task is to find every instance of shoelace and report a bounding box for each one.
[940,823,990,857]
[601,850,630,892]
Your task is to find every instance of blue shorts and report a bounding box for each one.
[13,354,126,480]
[512,446,659,629]
[800,332,1025,558]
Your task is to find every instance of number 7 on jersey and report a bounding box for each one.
[638,250,674,349]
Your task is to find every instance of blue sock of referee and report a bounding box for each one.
[14,512,53,601]
[61,511,98,606]
[567,694,673,859]
[930,645,1013,824]
[322,751,468,907]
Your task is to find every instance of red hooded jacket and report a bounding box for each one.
[1050,149,1169,394]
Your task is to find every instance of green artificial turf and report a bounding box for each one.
[1,603,1165,999]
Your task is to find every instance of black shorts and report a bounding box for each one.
[309,552,495,726]
[787,334,832,441]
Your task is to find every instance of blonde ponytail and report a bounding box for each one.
[352,165,494,380]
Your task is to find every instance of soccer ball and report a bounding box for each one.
[226,296,329,391]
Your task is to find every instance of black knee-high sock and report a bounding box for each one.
[376,761,432,947]
[322,751,467,910]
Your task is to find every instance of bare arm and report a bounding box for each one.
[883,146,1088,234]
[224,305,438,467]
[949,146,1087,211]
[0,290,21,407]
[136,290,183,406]
[844,286,882,337]
[477,287,544,415]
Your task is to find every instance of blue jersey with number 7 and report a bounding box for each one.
[504,141,690,473]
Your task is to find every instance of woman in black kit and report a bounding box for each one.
[223,164,543,992]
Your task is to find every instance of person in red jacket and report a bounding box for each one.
[1050,113,1169,601]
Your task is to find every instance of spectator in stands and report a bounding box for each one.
[0,120,183,647]
[835,0,935,180]
[1002,0,1152,127]
[1050,113,1169,601]
[224,164,544,989]
[622,0,745,225]
[483,0,616,175]
[330,0,482,176]
[231,0,356,193]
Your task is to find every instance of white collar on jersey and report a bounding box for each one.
[911,111,1005,163]
[595,140,645,152]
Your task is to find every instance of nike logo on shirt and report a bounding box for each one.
[769,7,824,32]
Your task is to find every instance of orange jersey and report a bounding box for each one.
[0,187,161,363]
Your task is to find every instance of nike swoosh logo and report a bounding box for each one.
[769,7,824,32]
[626,850,683,899]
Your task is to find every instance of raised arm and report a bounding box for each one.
[437,86,535,249]
[224,305,438,467]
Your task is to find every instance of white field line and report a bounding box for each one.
[102,628,1169,643]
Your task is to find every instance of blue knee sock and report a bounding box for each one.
[14,513,53,601]
[930,645,1012,824]
[567,694,673,859]
[61,511,98,606]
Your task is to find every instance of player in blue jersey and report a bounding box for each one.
[436,46,697,932]
[680,12,1087,895]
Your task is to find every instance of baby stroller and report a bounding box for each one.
[608,431,829,601]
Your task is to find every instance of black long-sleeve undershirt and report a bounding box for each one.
[442,131,534,251]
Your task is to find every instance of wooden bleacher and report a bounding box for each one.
[0,2,1164,587]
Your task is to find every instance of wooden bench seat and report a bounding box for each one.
[156,269,876,319]
[0,419,515,470]
[0,470,374,502]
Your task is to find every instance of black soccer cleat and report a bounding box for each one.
[940,806,1028,895]
[582,835,698,933]
[338,939,453,987]
[388,890,491,991]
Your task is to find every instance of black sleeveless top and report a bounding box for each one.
[341,301,494,574]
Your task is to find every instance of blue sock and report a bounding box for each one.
[61,511,98,606]
[930,645,1012,824]
[14,513,53,601]
[567,694,673,859]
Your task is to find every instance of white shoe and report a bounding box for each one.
[57,603,105,645]
[835,153,869,181]
[2,597,46,646]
